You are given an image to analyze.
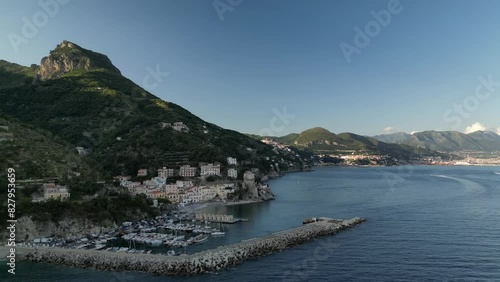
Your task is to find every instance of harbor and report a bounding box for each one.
[11,217,365,276]
[16,209,242,256]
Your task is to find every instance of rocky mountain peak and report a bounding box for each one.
[37,40,121,80]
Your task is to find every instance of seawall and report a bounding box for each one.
[14,217,365,276]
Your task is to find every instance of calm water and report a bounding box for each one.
[2,166,500,281]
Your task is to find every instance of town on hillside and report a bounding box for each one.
[34,157,275,205]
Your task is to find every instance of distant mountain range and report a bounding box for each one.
[260,127,453,160]
[373,131,500,152]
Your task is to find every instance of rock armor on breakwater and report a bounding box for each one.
[21,217,365,276]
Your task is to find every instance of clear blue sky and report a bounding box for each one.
[1,0,500,136]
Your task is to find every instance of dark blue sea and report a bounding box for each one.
[2,166,500,281]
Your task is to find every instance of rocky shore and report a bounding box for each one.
[18,217,365,276]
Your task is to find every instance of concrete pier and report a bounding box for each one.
[12,217,365,276]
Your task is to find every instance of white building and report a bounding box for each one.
[75,147,89,155]
[42,183,70,201]
[200,163,221,176]
[227,168,238,178]
[227,157,237,166]
[176,180,194,188]
[172,122,189,132]
[163,184,178,194]
[179,165,197,177]
[157,167,175,178]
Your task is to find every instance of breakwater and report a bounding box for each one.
[19,217,365,276]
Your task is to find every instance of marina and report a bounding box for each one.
[20,210,245,257]
[15,217,366,276]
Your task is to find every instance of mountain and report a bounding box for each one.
[37,40,121,80]
[264,127,449,160]
[373,131,500,152]
[372,132,415,144]
[0,41,301,178]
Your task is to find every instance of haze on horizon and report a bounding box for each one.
[1,0,500,137]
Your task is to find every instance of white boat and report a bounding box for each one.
[211,231,225,236]
[211,221,225,236]
[94,244,107,250]
[150,239,163,246]
[193,235,209,243]
[173,235,185,241]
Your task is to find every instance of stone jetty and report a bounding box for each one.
[18,217,365,276]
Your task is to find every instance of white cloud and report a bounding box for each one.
[464,122,487,134]
[410,131,418,135]
[496,127,500,136]
[383,126,397,134]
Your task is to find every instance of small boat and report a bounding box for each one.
[173,235,185,241]
[150,239,163,246]
[193,235,209,243]
[211,231,225,236]
[117,247,129,252]
[94,244,107,250]
[211,221,225,236]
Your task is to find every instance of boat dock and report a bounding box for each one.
[195,213,248,224]
[15,217,365,276]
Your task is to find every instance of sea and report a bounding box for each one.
[1,166,499,281]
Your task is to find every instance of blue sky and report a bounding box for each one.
[1,0,500,136]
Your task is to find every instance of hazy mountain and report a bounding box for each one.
[373,131,500,152]
[373,132,416,144]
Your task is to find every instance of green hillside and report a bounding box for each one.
[0,60,38,89]
[0,41,301,178]
[0,111,98,180]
